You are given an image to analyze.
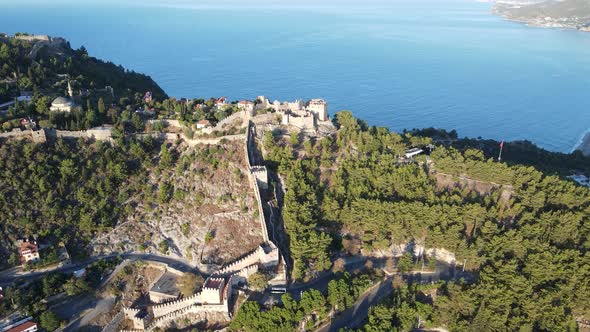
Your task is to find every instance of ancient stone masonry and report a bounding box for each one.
[38,126,114,142]
[146,304,200,330]
[108,118,292,331]
[217,244,279,276]
[151,292,202,317]
[0,129,35,140]
[250,166,268,191]
[244,121,271,243]
[123,308,152,330]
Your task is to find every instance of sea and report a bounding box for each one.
[1,0,590,153]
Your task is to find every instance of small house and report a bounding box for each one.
[196,119,211,129]
[215,97,228,109]
[19,239,40,264]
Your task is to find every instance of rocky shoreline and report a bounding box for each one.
[575,132,590,156]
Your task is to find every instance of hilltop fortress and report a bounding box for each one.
[229,96,330,132]
[113,121,285,331]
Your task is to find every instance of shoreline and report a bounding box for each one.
[574,131,590,156]
[491,6,590,33]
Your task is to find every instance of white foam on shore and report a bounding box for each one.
[571,129,590,154]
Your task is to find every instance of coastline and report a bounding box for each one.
[574,131,590,156]
[491,6,590,33]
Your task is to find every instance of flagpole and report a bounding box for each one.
[498,141,504,162]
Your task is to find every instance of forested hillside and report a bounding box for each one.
[261,111,590,330]
[0,34,166,102]
[0,138,156,267]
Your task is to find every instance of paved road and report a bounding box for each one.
[316,272,442,332]
[0,252,198,288]
[315,265,472,332]
[288,256,368,298]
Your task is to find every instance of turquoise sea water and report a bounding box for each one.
[1,0,590,152]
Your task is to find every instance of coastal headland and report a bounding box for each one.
[574,131,590,156]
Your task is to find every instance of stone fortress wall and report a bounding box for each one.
[123,308,152,330]
[0,127,113,143]
[119,120,284,331]
[14,34,50,41]
[244,122,270,242]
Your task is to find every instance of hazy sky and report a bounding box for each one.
[1,0,451,9]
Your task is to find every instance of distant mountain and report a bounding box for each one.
[493,0,590,31]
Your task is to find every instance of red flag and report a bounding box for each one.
[500,141,504,149]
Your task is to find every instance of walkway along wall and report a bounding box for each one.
[244,121,270,243]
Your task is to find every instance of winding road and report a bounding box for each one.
[0,252,197,288]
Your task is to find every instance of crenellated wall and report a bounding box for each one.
[152,292,202,317]
[218,246,263,275]
[147,304,199,330]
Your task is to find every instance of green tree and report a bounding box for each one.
[158,240,169,253]
[40,310,61,331]
[160,143,172,168]
[397,252,414,273]
[248,272,267,291]
[158,183,173,203]
[97,97,105,115]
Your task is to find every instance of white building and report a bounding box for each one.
[49,97,75,112]
[50,81,76,112]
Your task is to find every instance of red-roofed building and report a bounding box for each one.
[215,97,228,109]
[237,100,255,112]
[196,119,211,129]
[5,321,38,332]
[19,239,40,264]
